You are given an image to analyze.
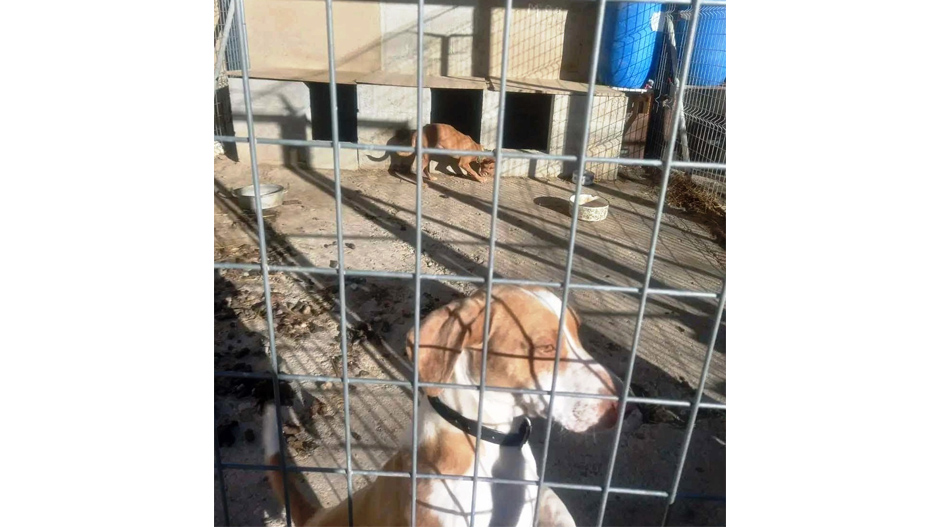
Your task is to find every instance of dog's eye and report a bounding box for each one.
[533,343,556,355]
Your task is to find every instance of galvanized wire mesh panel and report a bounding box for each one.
[213,1,726,526]
[649,3,726,201]
[214,0,237,158]
[215,0,244,76]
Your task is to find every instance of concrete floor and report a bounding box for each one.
[213,157,726,526]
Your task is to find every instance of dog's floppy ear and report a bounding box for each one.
[405,297,484,397]
[566,304,581,327]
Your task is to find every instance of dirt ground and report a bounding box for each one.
[214,156,726,526]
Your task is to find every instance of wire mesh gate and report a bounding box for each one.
[647,3,727,200]
[213,0,727,525]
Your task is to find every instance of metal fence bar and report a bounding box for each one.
[214,431,231,527]
[423,147,490,157]
[221,462,347,474]
[214,369,725,410]
[533,1,609,525]
[230,0,292,524]
[219,461,681,498]
[673,160,727,171]
[469,1,513,524]
[661,283,726,526]
[596,2,705,525]
[410,1,426,525]
[214,262,719,299]
[421,273,486,284]
[493,278,562,288]
[673,492,726,502]
[322,0,357,522]
[582,156,662,167]
[219,264,410,280]
[504,152,578,162]
[644,287,716,298]
[215,134,728,173]
[214,262,265,270]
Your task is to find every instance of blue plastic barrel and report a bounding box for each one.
[598,3,662,89]
[676,6,726,86]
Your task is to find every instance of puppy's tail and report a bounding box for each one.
[263,404,318,525]
[392,130,419,157]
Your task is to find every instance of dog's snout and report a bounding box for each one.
[598,400,619,429]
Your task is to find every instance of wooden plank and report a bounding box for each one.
[225,68,627,97]
[487,77,624,96]
[355,72,489,90]
[226,68,364,85]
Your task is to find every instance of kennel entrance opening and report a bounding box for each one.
[309,81,358,143]
[430,88,484,143]
[502,92,552,151]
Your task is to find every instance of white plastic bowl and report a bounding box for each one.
[568,193,609,222]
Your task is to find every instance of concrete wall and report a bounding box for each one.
[491,5,563,79]
[243,0,381,73]
[379,1,596,81]
[231,79,310,165]
[484,91,628,180]
[230,78,358,169]
[240,1,596,84]
[569,94,631,180]
[380,4,480,77]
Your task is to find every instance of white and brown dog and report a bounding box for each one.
[264,285,639,526]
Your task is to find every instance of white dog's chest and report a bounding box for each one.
[423,444,540,527]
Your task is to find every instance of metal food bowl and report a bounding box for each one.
[568,193,609,222]
[564,170,595,186]
[234,184,285,211]
[573,170,595,187]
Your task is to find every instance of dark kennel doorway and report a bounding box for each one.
[430,88,483,143]
[503,92,552,151]
[309,82,358,143]
[214,84,238,161]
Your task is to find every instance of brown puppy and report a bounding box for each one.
[396,123,495,182]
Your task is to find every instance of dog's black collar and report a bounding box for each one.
[427,395,531,447]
